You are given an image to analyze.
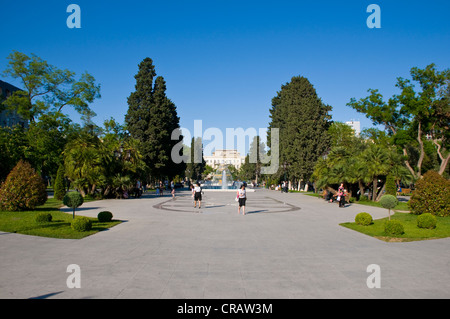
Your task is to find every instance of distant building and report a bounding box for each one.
[345,120,360,136]
[0,80,28,128]
[204,149,245,170]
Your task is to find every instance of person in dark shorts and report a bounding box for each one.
[193,183,202,209]
[237,184,247,215]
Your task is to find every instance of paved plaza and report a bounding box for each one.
[1,188,450,299]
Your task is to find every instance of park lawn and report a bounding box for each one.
[301,192,410,211]
[0,198,121,239]
[340,212,450,242]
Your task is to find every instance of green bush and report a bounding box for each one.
[385,174,397,196]
[379,195,398,209]
[384,220,405,236]
[379,194,398,219]
[0,160,47,211]
[63,192,84,219]
[71,216,92,232]
[98,211,113,222]
[35,212,52,223]
[417,213,437,229]
[409,171,450,217]
[355,212,373,226]
[53,164,66,201]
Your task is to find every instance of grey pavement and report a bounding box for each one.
[1,188,449,299]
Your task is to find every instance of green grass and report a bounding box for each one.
[354,199,410,211]
[340,212,450,242]
[0,198,121,239]
[301,192,410,211]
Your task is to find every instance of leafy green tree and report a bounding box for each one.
[0,125,28,181]
[25,111,78,179]
[268,76,332,185]
[125,58,183,181]
[63,132,107,197]
[54,164,66,200]
[2,51,100,122]
[185,137,205,181]
[348,64,450,178]
[239,155,255,181]
[328,122,358,148]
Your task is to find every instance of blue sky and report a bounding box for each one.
[1,0,449,155]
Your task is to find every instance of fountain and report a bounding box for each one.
[200,164,254,192]
[222,169,228,190]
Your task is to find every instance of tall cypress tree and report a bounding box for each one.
[268,76,332,184]
[125,58,183,181]
[185,137,206,181]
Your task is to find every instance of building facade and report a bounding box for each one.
[204,149,245,170]
[0,80,28,128]
[345,120,361,136]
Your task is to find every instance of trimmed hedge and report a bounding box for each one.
[35,212,52,223]
[384,220,405,236]
[71,217,92,232]
[355,212,373,226]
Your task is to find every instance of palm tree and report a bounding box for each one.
[362,144,391,201]
[63,134,106,196]
[347,156,370,198]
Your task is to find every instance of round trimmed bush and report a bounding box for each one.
[355,212,373,226]
[63,192,84,219]
[379,195,398,210]
[379,194,398,219]
[98,211,113,222]
[71,216,92,232]
[384,220,405,236]
[417,213,437,229]
[35,212,52,223]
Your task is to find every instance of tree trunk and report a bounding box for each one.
[375,183,386,202]
[372,178,378,201]
[403,148,418,179]
[416,122,425,178]
[433,139,450,175]
[358,180,365,198]
[326,186,337,194]
[439,155,450,175]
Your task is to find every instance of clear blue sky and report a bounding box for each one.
[1,0,449,155]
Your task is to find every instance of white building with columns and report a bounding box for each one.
[204,149,245,170]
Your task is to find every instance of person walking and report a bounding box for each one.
[193,183,202,209]
[337,188,347,208]
[237,184,247,215]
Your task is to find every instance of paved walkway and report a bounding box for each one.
[1,189,449,299]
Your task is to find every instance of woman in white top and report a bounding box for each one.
[193,183,202,209]
[237,184,247,215]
